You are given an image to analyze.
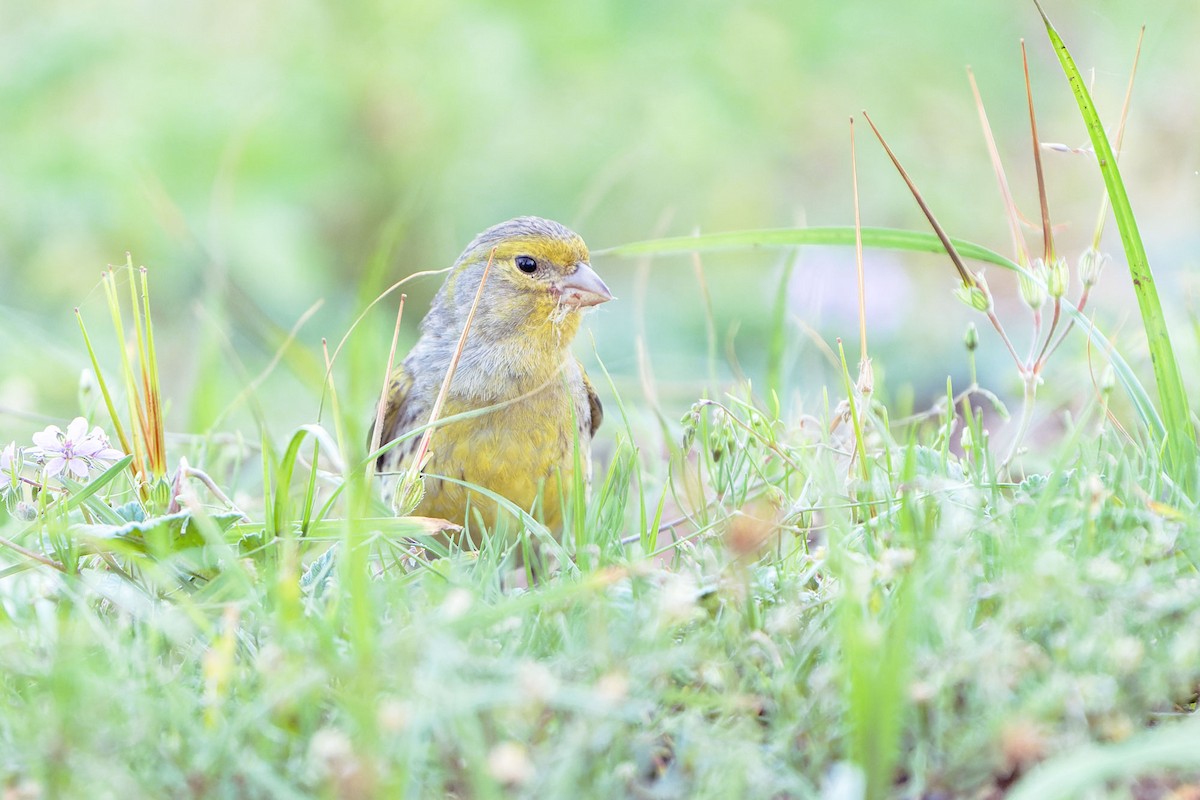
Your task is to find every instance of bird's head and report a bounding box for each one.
[439,216,612,348]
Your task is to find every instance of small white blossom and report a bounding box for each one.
[1,441,21,492]
[30,417,124,479]
[0,442,15,469]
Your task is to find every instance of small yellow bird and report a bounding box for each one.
[373,216,612,538]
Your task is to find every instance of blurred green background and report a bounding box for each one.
[2,0,1197,451]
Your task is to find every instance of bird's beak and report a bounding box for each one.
[559,263,613,309]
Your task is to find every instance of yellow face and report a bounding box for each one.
[469,234,601,307]
[484,234,590,279]
[446,219,612,340]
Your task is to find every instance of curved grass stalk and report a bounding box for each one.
[602,226,1163,444]
[1034,1,1196,495]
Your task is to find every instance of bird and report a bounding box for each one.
[372,216,612,543]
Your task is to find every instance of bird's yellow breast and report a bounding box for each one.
[415,380,580,537]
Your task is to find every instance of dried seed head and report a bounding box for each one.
[856,357,874,398]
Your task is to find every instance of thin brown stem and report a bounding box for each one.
[213,299,325,429]
[1033,297,1063,370]
[862,111,974,288]
[1022,40,1054,261]
[987,309,1026,373]
[372,355,574,475]
[320,338,346,450]
[1042,286,1092,364]
[1091,26,1144,250]
[689,246,718,387]
[1026,309,1043,367]
[0,534,68,573]
[322,267,453,409]
[889,383,1005,427]
[1002,377,1038,472]
[695,399,804,474]
[179,461,247,517]
[968,68,1031,267]
[370,294,407,477]
[407,249,497,486]
[850,116,869,364]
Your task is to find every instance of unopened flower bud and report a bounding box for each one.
[964,322,979,352]
[391,474,426,516]
[680,407,700,451]
[1100,365,1116,395]
[1019,258,1048,312]
[954,273,993,313]
[1078,248,1109,288]
[1047,256,1069,298]
[78,369,100,419]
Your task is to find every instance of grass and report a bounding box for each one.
[3,12,1200,800]
[3,364,1199,798]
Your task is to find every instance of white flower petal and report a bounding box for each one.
[66,417,90,443]
[31,427,63,451]
[44,457,67,477]
[67,458,90,479]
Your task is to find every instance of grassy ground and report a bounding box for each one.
[3,222,1200,799]
[3,4,1200,799]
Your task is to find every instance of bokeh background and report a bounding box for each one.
[2,0,1197,458]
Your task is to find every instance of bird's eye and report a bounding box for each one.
[515,255,538,274]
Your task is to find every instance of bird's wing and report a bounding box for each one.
[371,364,417,472]
[581,364,603,438]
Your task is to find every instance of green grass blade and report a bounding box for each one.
[599,225,1016,270]
[767,250,800,400]
[74,310,134,464]
[431,474,573,573]
[1008,716,1200,800]
[1035,2,1196,493]
[58,455,135,516]
[602,225,1164,444]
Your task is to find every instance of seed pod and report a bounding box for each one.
[1019,258,1048,312]
[1078,248,1109,288]
[391,474,426,517]
[1047,256,1069,298]
[954,273,993,313]
[1100,365,1116,395]
[964,322,979,352]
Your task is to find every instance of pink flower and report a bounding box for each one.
[31,417,124,480]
